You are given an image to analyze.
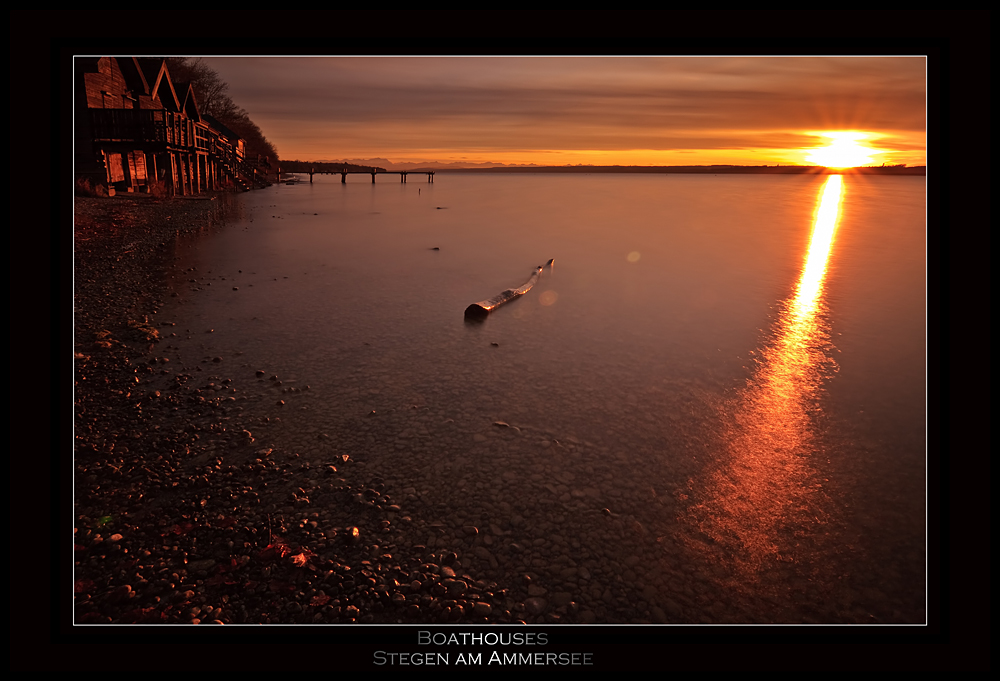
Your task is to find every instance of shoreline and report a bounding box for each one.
[392,165,926,176]
[73,193,520,625]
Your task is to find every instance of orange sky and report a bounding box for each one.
[200,56,926,169]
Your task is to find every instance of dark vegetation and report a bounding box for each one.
[164,58,279,165]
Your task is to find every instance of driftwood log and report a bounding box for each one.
[464,259,554,321]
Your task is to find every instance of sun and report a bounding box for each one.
[805,132,882,168]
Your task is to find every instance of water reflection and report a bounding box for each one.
[684,175,843,580]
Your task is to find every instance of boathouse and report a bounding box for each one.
[75,57,263,196]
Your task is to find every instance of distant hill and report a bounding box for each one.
[429,164,927,176]
[314,158,541,172]
[292,160,926,176]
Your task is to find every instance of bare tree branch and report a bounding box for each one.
[163,57,278,161]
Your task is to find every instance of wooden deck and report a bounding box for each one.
[278,163,435,184]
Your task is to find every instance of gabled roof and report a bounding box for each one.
[134,58,181,112]
[177,82,202,122]
[117,57,152,97]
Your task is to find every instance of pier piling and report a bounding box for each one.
[278,163,435,184]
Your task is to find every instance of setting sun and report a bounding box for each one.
[805,132,882,168]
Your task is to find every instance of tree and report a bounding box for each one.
[164,57,278,163]
[164,58,234,120]
[222,109,279,165]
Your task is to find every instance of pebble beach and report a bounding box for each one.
[73,189,926,628]
[73,193,575,625]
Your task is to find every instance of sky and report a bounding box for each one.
[200,56,926,169]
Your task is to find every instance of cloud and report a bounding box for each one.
[203,56,926,164]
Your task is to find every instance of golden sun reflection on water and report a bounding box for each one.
[683,175,843,582]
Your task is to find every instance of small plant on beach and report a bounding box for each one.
[125,319,160,343]
[75,177,108,198]
[93,329,115,349]
[148,180,169,198]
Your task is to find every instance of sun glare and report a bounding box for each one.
[685,174,844,575]
[805,132,881,168]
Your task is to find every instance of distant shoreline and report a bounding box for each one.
[420,165,926,176]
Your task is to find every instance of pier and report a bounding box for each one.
[277,160,434,184]
[320,169,435,183]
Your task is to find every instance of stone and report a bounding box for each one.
[551,592,574,607]
[524,597,547,615]
[441,579,467,597]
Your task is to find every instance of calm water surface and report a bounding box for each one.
[159,172,925,623]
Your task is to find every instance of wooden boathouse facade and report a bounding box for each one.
[75,57,269,196]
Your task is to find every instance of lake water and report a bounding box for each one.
[158,172,925,623]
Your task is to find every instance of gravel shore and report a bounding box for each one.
[73,193,524,625]
[74,192,925,628]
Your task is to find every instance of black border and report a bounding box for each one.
[11,10,990,671]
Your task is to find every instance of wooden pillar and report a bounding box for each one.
[371,171,376,184]
[121,151,135,192]
[310,168,314,183]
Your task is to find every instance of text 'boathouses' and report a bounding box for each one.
[75,57,271,196]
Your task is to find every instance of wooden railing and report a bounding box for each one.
[218,153,270,190]
[91,109,164,144]
[90,109,200,149]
